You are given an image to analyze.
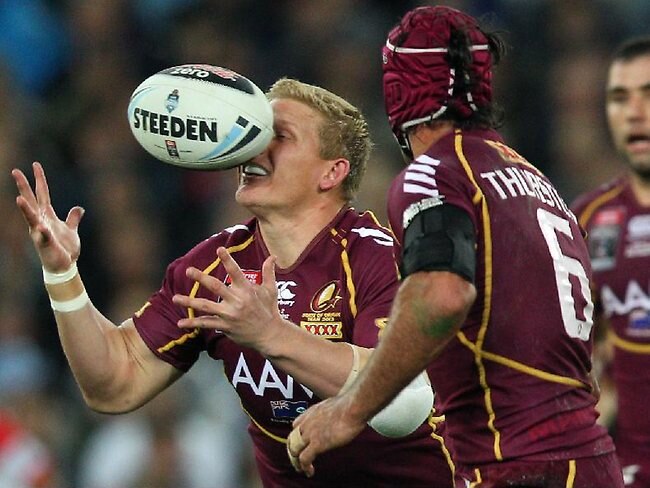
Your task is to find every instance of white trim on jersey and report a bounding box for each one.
[415,154,442,167]
[405,171,437,186]
[408,163,438,175]
[351,227,394,247]
[403,183,440,197]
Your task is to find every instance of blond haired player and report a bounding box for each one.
[13,78,455,487]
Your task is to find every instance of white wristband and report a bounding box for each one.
[340,344,362,393]
[43,263,78,285]
[50,290,90,313]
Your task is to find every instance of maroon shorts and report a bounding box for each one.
[456,453,624,488]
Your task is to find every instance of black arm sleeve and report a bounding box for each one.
[400,203,476,283]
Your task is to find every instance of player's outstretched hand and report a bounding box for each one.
[173,246,284,352]
[288,394,366,478]
[12,162,84,272]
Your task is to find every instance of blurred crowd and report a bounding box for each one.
[0,1,648,487]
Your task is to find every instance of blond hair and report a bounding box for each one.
[267,78,371,202]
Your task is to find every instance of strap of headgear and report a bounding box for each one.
[382,6,494,138]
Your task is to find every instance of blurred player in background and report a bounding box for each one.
[288,6,625,487]
[12,78,456,487]
[0,409,58,488]
[571,36,650,488]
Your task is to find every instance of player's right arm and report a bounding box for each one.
[13,162,181,414]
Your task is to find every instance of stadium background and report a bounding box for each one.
[0,0,648,486]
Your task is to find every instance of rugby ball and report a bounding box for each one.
[127,64,273,170]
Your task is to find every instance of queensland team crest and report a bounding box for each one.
[165,89,180,113]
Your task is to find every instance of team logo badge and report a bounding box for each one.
[301,281,343,338]
[277,280,297,307]
[165,140,179,158]
[165,89,179,113]
[589,207,624,271]
[225,270,262,285]
[310,281,341,312]
[486,139,529,165]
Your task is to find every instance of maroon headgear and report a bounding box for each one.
[382,6,494,141]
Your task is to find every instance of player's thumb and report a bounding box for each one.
[66,206,85,230]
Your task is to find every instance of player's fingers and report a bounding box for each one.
[261,255,277,294]
[185,266,233,299]
[15,195,41,229]
[66,206,85,230]
[217,247,248,286]
[176,310,224,329]
[12,168,39,209]
[287,427,306,456]
[297,444,317,478]
[173,294,220,315]
[286,427,308,472]
[33,162,52,207]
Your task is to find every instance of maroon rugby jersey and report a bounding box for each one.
[387,129,615,469]
[133,207,455,487]
[572,177,650,469]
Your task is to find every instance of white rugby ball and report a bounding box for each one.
[127,64,273,170]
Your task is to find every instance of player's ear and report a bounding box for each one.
[319,158,350,191]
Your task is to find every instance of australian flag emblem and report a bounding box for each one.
[270,400,309,420]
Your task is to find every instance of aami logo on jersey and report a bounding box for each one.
[601,280,650,319]
[225,270,262,285]
[310,281,342,312]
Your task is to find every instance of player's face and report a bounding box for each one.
[235,98,336,213]
[606,54,650,179]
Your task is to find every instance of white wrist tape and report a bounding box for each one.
[368,371,435,438]
[50,290,90,313]
[43,263,78,285]
[340,343,362,393]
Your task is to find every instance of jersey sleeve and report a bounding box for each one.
[132,250,207,372]
[345,224,400,348]
[387,153,478,257]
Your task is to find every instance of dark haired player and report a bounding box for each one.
[289,6,624,487]
[12,78,455,487]
[571,36,650,488]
